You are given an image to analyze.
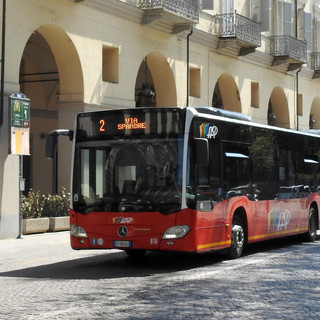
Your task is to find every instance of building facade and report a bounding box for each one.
[1,0,320,238]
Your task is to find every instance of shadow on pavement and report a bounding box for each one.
[0,236,313,280]
[0,250,226,280]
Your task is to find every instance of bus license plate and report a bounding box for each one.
[113,240,131,248]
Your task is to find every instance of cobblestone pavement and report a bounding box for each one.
[0,231,320,320]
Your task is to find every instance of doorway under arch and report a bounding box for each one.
[268,87,289,128]
[135,52,177,107]
[310,97,320,129]
[19,25,83,194]
[212,73,242,112]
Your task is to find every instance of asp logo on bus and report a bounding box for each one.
[199,123,219,139]
[113,217,133,224]
[268,207,291,233]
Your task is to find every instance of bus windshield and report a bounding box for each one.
[73,138,183,215]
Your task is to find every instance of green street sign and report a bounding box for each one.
[9,93,31,155]
[10,94,30,128]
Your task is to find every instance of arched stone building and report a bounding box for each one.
[1,0,320,238]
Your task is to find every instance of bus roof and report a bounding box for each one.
[194,107,252,122]
[189,106,320,139]
[76,107,320,140]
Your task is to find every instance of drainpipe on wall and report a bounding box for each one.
[296,68,301,131]
[0,0,6,127]
[186,26,193,107]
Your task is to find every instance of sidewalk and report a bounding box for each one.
[0,231,115,273]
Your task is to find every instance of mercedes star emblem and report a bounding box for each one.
[118,226,128,237]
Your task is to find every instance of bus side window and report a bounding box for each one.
[278,149,295,186]
[303,156,319,192]
[250,129,277,200]
[193,138,209,186]
[207,139,222,194]
[187,137,221,209]
[223,144,250,198]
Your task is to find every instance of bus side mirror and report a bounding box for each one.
[194,138,209,165]
[45,129,73,159]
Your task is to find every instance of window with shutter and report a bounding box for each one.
[202,0,214,10]
[298,9,311,50]
[221,0,234,14]
[252,0,260,21]
[314,19,320,51]
[260,0,270,32]
[305,12,312,51]
[298,9,305,39]
[284,2,292,36]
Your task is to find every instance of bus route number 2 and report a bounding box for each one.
[99,119,106,132]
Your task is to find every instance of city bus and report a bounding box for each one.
[46,106,320,258]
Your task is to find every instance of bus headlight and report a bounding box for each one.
[162,225,190,239]
[70,224,88,238]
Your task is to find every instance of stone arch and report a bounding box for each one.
[212,73,242,112]
[19,25,83,194]
[36,25,84,102]
[268,87,289,128]
[310,97,320,129]
[135,52,177,107]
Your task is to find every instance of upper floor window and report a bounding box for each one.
[313,3,320,52]
[251,0,271,32]
[221,0,234,14]
[201,0,214,10]
[272,0,311,45]
[298,8,312,50]
[253,0,293,35]
[273,0,293,36]
[313,18,320,51]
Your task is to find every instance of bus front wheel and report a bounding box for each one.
[304,207,317,242]
[228,215,245,259]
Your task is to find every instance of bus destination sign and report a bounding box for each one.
[77,108,184,141]
[99,117,146,132]
[117,117,147,130]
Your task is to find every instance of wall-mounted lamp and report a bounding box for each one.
[310,114,316,129]
[137,83,155,108]
[268,108,276,126]
[136,57,155,108]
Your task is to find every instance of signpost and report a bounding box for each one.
[9,93,31,238]
[10,93,30,155]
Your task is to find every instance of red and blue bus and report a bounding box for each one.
[47,107,319,258]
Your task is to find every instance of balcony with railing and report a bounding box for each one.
[270,35,307,71]
[213,12,261,56]
[139,0,199,32]
[310,52,320,78]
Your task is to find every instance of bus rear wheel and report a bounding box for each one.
[228,215,245,259]
[304,207,317,242]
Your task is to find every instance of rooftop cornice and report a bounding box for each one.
[70,0,313,79]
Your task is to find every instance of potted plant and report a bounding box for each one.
[22,188,70,234]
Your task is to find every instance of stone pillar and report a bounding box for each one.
[0,93,20,239]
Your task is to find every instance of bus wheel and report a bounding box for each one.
[228,215,245,259]
[125,249,146,257]
[304,207,317,242]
